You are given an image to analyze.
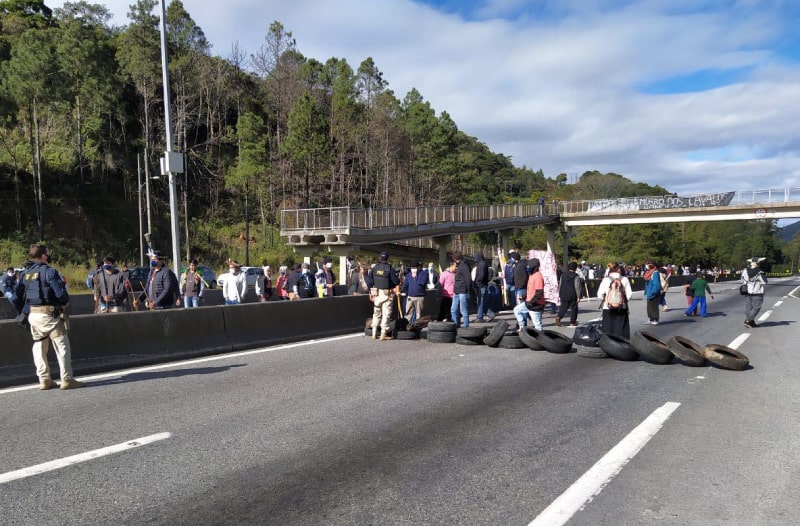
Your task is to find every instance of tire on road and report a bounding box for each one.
[576,346,609,359]
[395,329,421,340]
[598,333,639,361]
[427,330,457,344]
[497,333,526,349]
[455,336,484,346]
[631,331,674,364]
[667,336,706,366]
[535,329,573,354]
[518,326,546,351]
[703,344,749,371]
[427,321,457,333]
[483,320,509,347]
[457,326,487,339]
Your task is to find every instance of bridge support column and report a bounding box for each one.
[433,235,453,270]
[562,226,572,270]
[545,226,556,254]
[497,229,516,259]
[291,245,317,265]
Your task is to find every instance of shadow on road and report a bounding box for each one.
[88,364,247,387]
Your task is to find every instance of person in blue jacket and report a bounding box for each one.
[400,260,428,323]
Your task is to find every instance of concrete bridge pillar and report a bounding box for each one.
[433,235,453,270]
[562,226,572,270]
[545,226,556,254]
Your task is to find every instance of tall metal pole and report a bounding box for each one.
[159,0,181,275]
[144,150,152,239]
[137,155,144,266]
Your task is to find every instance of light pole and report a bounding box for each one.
[158,0,183,274]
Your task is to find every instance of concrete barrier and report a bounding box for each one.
[222,295,373,351]
[0,294,373,387]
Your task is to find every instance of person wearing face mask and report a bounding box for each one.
[318,257,336,297]
[275,266,290,300]
[294,262,316,299]
[222,259,247,305]
[425,262,439,291]
[255,263,273,302]
[180,259,206,308]
[94,257,126,313]
[144,251,180,310]
[3,266,17,303]
[400,260,428,323]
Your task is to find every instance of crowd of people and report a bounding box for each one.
[3,241,772,388]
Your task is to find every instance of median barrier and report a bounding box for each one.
[222,295,373,351]
[0,319,33,366]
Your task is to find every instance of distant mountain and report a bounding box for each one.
[780,220,800,241]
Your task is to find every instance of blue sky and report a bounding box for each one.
[48,0,800,199]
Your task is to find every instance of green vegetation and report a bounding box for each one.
[1,2,796,278]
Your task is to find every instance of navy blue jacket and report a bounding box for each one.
[15,262,69,312]
[401,270,429,297]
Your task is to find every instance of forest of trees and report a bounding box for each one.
[0,0,796,272]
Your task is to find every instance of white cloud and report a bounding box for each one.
[48,0,800,197]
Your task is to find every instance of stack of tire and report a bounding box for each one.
[455,326,487,345]
[426,321,457,343]
[480,321,522,349]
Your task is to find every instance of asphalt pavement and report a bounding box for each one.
[1,277,798,525]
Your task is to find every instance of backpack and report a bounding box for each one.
[299,273,315,297]
[659,272,669,294]
[604,277,627,312]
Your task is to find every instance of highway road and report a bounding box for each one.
[1,277,799,525]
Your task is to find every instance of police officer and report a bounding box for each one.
[14,244,83,390]
[366,251,400,340]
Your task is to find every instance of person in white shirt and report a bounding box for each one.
[222,259,246,305]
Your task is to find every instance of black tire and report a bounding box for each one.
[427,330,456,344]
[667,336,706,366]
[455,336,484,346]
[498,333,526,349]
[536,330,572,354]
[427,321,457,333]
[420,329,428,340]
[703,344,749,371]
[631,331,674,365]
[598,334,639,361]
[395,318,409,331]
[518,326,546,351]
[457,326,487,339]
[577,346,609,359]
[395,329,421,340]
[483,320,509,347]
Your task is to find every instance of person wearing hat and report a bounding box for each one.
[320,256,336,297]
[222,258,247,305]
[14,244,83,390]
[366,251,400,340]
[145,251,180,310]
[741,257,767,328]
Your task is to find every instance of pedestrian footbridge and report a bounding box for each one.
[281,188,800,250]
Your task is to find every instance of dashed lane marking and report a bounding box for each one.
[0,432,171,485]
[728,333,750,349]
[529,402,681,526]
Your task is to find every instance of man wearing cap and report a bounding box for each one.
[366,251,400,340]
[14,244,83,389]
[145,251,180,309]
[741,257,767,328]
[222,258,247,305]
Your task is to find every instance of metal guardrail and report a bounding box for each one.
[560,188,800,214]
[281,203,545,233]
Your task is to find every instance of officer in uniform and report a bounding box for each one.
[366,251,400,340]
[14,244,83,390]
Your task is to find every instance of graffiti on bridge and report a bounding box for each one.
[587,192,735,213]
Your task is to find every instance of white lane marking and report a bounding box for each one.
[0,333,364,395]
[0,432,171,485]
[529,401,681,526]
[728,333,750,350]
[757,310,771,323]
[773,301,783,308]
